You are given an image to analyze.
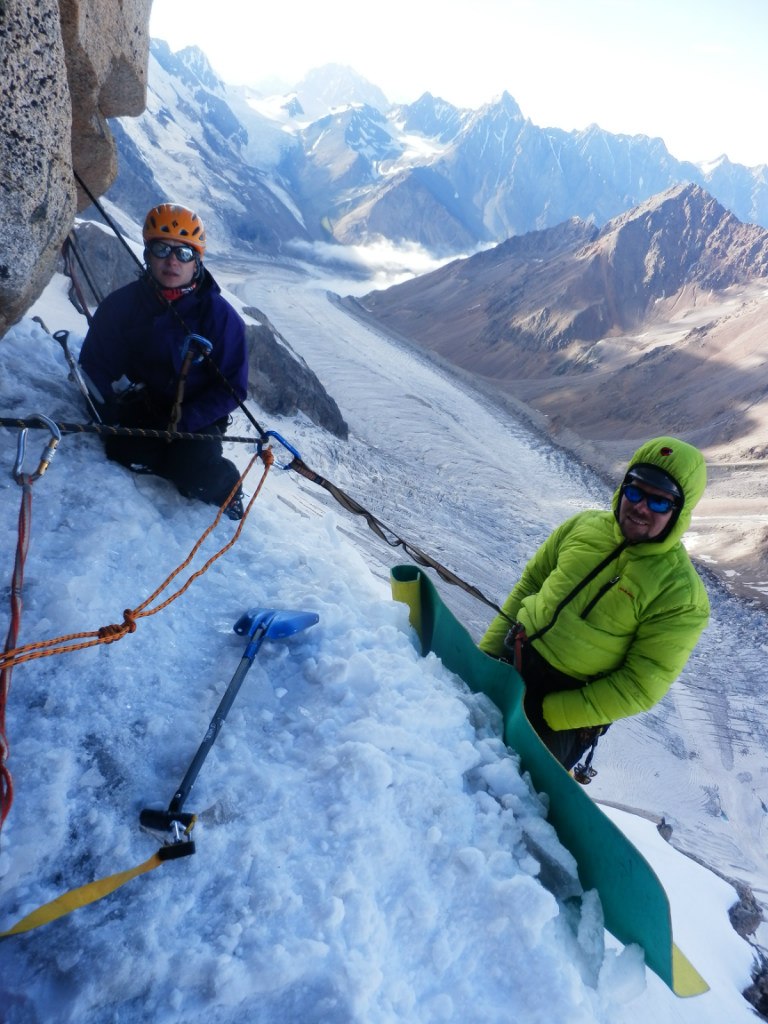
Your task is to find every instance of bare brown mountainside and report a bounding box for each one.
[356,183,768,379]
[352,182,768,604]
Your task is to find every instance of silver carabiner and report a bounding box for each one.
[13,414,62,484]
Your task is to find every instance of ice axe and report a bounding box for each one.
[139,607,319,857]
[51,329,104,425]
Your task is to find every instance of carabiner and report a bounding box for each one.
[13,414,62,484]
[181,334,213,365]
[264,429,302,469]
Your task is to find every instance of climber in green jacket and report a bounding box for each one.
[479,436,710,772]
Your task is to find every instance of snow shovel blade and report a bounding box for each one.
[233,608,319,640]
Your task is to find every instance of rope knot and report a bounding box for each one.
[98,610,137,642]
[261,447,275,468]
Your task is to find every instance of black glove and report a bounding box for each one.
[115,386,170,429]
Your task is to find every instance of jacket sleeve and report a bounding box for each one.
[478,521,566,658]
[78,293,131,422]
[542,587,709,729]
[177,300,249,433]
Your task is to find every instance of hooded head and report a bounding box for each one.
[612,436,706,548]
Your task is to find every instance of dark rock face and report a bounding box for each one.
[743,951,768,1020]
[67,221,142,310]
[0,0,151,338]
[243,308,348,439]
[729,883,764,939]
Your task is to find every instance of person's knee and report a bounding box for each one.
[165,448,240,507]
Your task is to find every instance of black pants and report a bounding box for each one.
[519,643,602,770]
[104,397,240,508]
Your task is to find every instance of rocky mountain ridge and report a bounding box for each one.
[356,183,768,377]
[106,42,768,261]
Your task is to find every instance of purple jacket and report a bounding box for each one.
[79,269,249,432]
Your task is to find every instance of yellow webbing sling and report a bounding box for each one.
[0,852,165,938]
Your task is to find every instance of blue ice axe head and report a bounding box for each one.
[234,608,320,658]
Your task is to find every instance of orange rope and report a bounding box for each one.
[0,448,274,671]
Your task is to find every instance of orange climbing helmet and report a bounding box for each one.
[142,203,206,255]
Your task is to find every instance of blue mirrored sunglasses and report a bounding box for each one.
[148,239,197,263]
[622,483,678,514]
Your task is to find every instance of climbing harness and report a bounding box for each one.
[500,544,628,780]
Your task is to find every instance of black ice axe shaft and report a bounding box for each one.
[52,329,104,425]
[139,608,318,848]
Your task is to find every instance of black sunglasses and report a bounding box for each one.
[147,240,197,263]
[622,483,678,515]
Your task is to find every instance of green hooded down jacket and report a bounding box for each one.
[479,437,710,731]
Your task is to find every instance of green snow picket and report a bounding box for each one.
[391,563,709,997]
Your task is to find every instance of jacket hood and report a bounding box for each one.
[612,436,707,550]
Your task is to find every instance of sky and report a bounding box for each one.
[0,266,760,1022]
[149,0,768,167]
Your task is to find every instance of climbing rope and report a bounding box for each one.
[0,416,61,828]
[72,171,270,444]
[67,172,503,619]
[286,453,510,620]
[0,433,272,934]
[0,417,258,445]
[0,446,273,675]
[61,231,101,323]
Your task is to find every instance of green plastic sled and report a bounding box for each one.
[391,564,707,997]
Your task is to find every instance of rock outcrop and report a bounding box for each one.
[242,308,349,439]
[0,0,151,338]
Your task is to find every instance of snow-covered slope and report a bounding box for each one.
[0,261,762,1022]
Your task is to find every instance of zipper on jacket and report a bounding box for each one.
[526,539,629,645]
[580,576,621,620]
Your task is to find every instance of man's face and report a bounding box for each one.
[618,480,677,542]
[147,243,197,288]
